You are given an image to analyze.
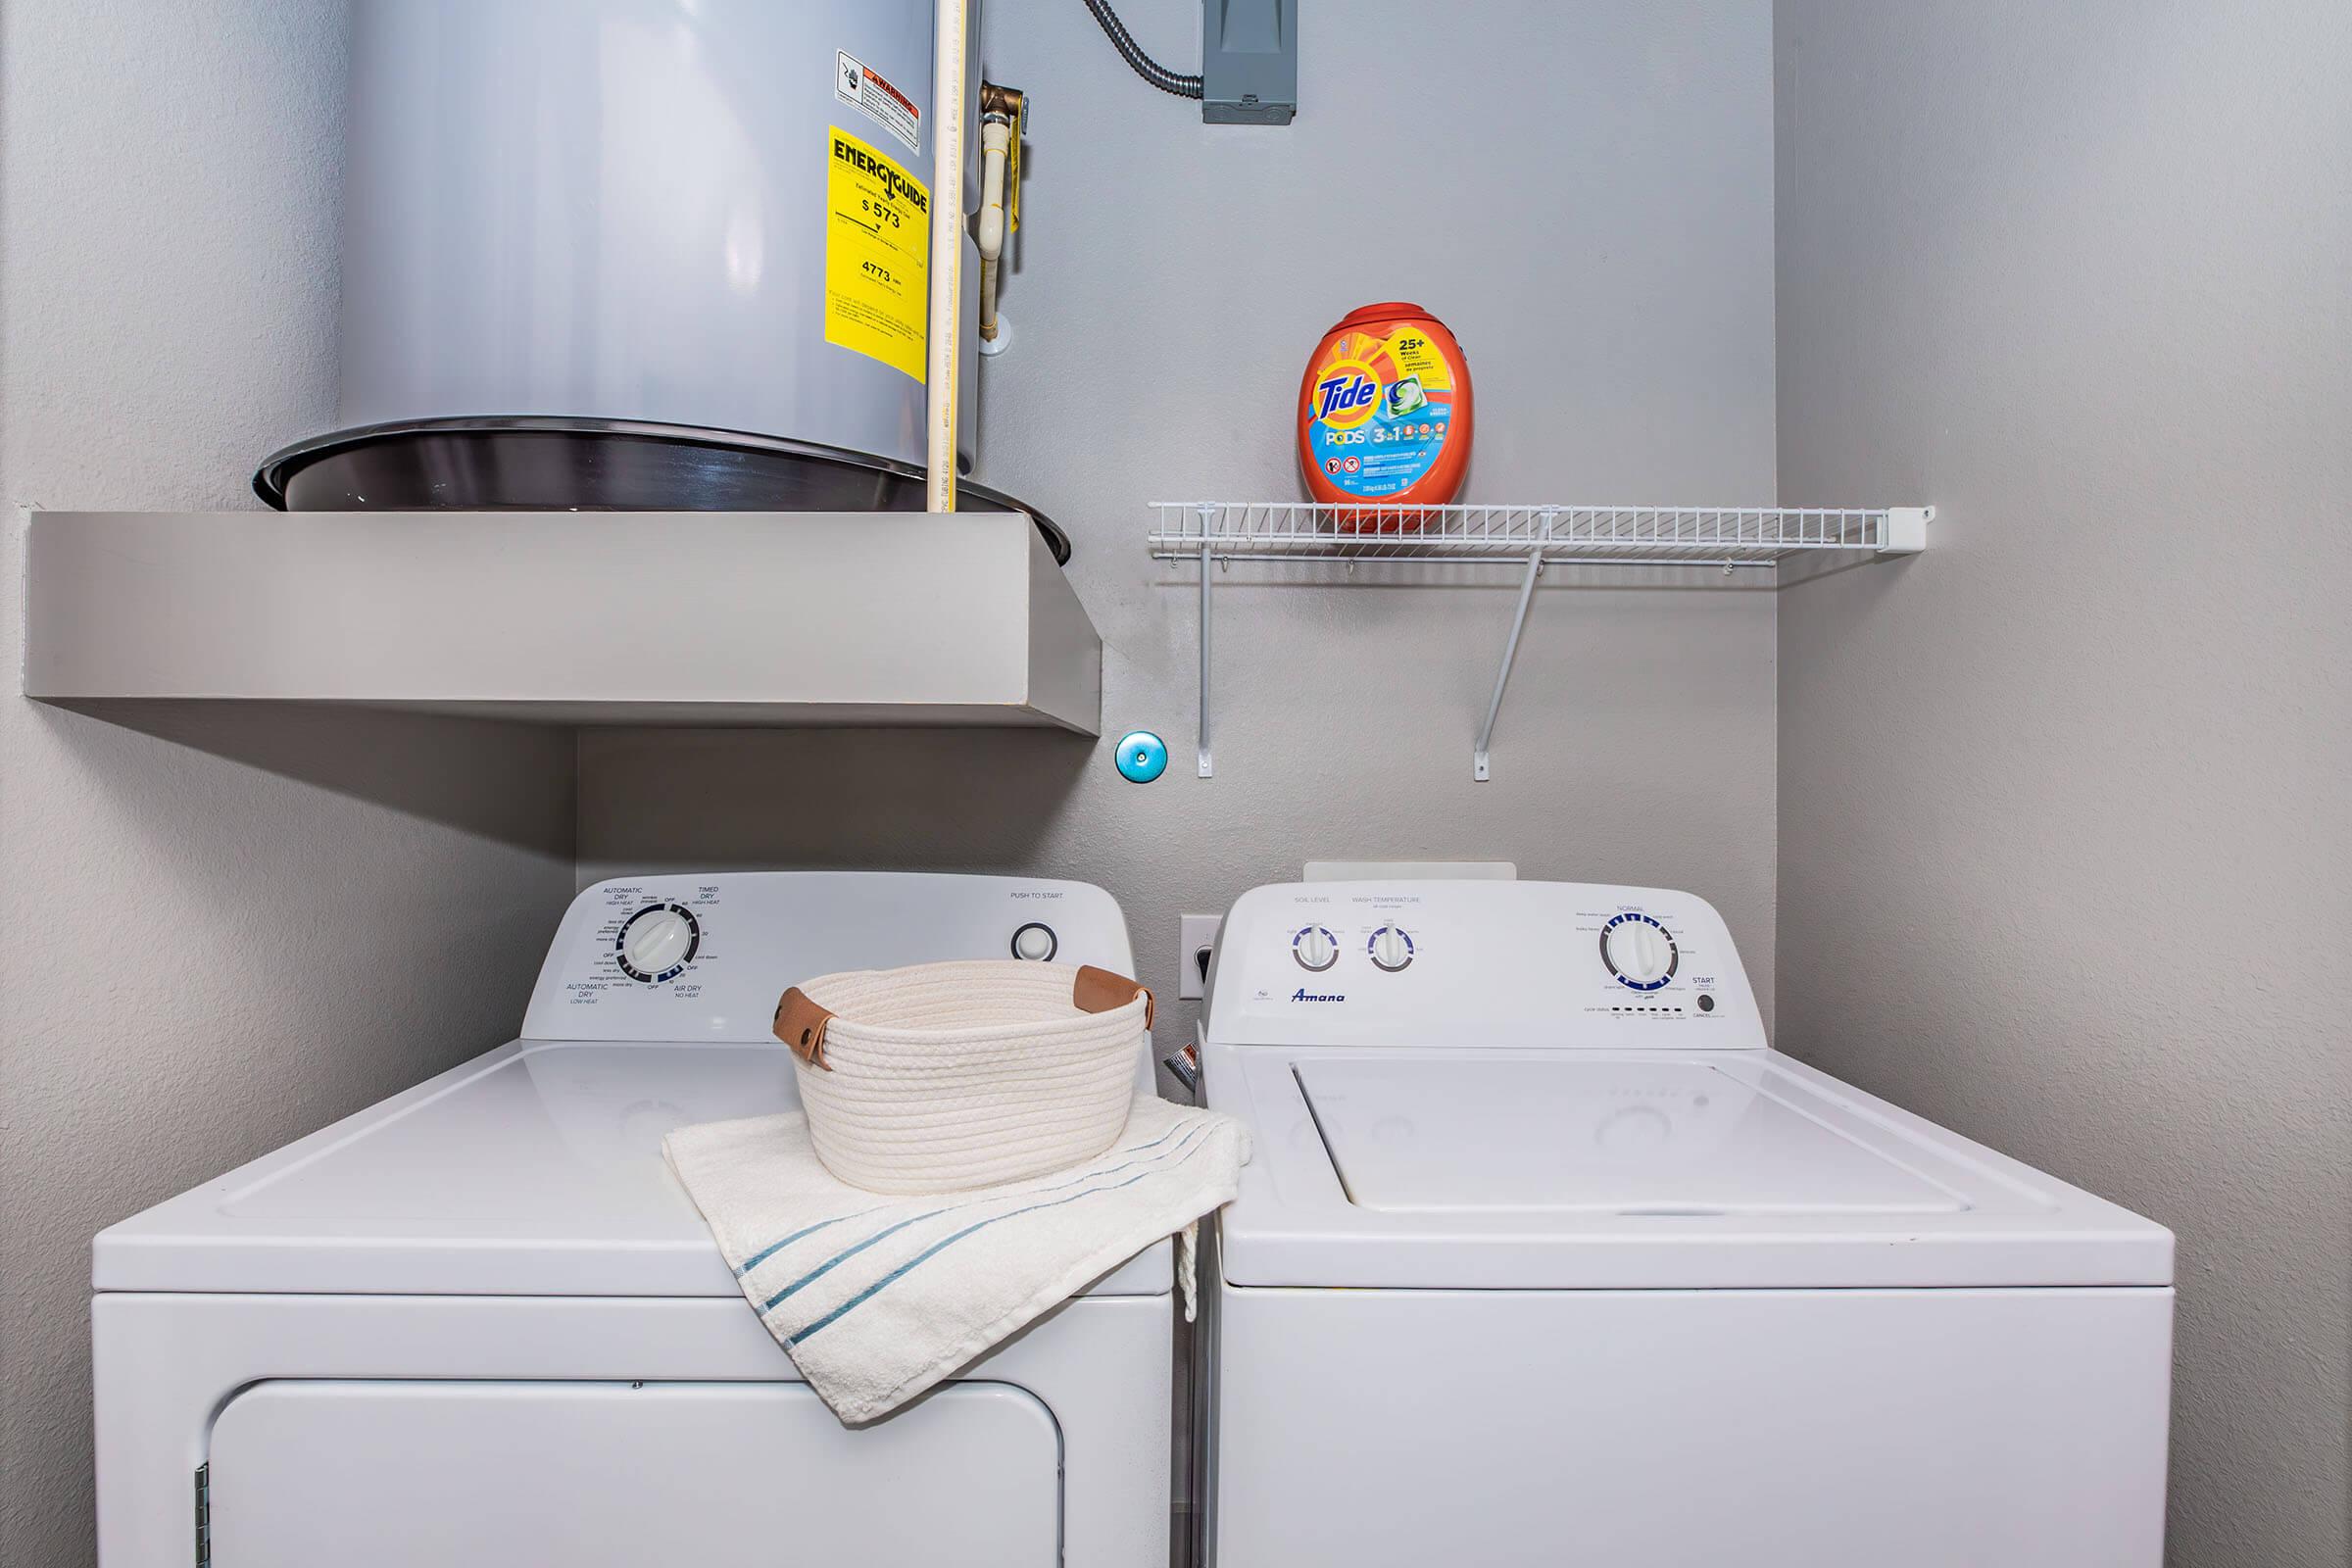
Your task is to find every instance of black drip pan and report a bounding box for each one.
[255,416,1072,565]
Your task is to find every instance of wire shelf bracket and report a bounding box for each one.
[1152,502,1931,780]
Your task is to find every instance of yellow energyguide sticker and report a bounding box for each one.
[824,126,929,381]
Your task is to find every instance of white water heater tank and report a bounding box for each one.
[257,0,1044,541]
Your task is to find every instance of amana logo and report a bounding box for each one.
[1292,988,1346,1003]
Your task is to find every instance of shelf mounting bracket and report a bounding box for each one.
[1196,521,1215,777]
[1473,547,1545,781]
[1879,506,1934,554]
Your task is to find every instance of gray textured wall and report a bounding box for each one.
[1773,4,2350,1564]
[0,6,579,1564]
[25,3,2329,1563]
[580,0,1786,1056]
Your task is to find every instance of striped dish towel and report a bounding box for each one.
[664,1094,1248,1424]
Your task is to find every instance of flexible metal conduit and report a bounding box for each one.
[1081,0,1202,98]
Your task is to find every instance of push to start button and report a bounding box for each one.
[1010,922,1058,961]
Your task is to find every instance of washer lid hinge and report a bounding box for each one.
[194,1462,211,1568]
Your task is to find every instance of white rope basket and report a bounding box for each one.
[773,958,1153,1195]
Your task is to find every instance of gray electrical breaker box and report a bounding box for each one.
[1202,0,1297,124]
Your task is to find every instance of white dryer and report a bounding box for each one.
[1197,880,2174,1568]
[95,872,1174,1567]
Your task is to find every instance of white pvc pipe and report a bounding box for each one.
[976,119,1009,260]
[976,115,1009,343]
[925,0,969,513]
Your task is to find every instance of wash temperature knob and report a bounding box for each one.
[1371,924,1413,972]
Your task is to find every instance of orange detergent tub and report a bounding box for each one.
[1297,302,1473,528]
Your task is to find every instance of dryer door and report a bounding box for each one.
[208,1380,1060,1566]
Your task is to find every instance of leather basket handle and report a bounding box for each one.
[1073,965,1155,1030]
[773,987,835,1070]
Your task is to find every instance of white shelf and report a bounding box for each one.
[1152,502,1929,565]
[1152,501,1930,779]
[26,510,1101,732]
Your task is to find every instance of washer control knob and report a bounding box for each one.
[616,904,701,984]
[1369,924,1414,972]
[1600,913,1678,991]
[1293,925,1339,972]
[1009,921,1058,961]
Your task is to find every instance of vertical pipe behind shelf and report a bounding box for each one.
[925,0,968,513]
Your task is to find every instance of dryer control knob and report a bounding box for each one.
[617,904,700,983]
[1293,926,1339,972]
[1370,924,1414,972]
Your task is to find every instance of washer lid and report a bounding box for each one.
[1207,1046,2174,1291]
[1298,1056,1966,1216]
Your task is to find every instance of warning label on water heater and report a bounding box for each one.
[835,50,921,156]
[824,127,929,382]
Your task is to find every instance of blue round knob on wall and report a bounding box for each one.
[1114,730,1169,783]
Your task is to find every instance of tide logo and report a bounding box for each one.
[1312,358,1383,430]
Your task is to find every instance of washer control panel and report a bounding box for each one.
[521,873,1135,1043]
[1203,879,1762,1051]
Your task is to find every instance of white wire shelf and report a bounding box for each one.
[1152,500,1931,780]
[1151,502,1929,566]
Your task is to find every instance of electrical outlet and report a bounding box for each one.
[1177,914,1222,1000]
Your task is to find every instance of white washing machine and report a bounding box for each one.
[95,872,1174,1567]
[1197,880,2175,1567]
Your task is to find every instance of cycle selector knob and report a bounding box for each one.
[1369,924,1414,972]
[617,903,701,983]
[1292,925,1339,972]
[1600,912,1677,991]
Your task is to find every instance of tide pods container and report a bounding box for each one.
[1297,302,1474,515]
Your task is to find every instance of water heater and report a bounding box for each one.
[258,0,1060,556]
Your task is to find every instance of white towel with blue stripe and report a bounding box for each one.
[664,1094,1248,1424]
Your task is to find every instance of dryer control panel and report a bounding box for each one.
[1202,880,1764,1051]
[520,872,1134,1042]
